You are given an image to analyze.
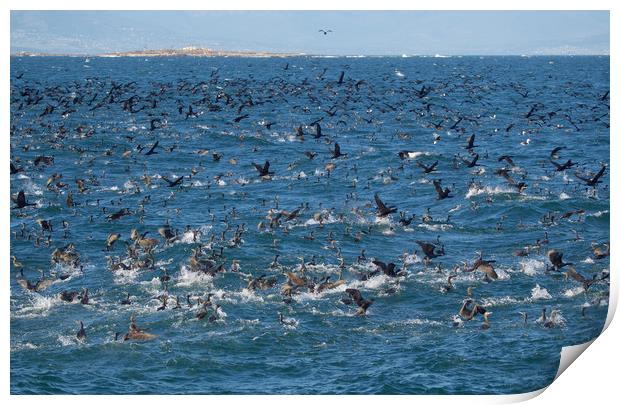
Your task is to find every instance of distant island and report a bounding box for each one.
[13,47,303,58]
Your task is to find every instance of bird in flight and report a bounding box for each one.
[319,29,333,35]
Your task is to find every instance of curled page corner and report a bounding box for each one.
[554,340,594,380]
[501,387,547,403]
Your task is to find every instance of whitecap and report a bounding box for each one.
[563,286,585,298]
[559,192,571,200]
[531,284,552,300]
[175,266,214,287]
[519,259,545,276]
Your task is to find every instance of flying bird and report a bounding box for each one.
[574,164,606,187]
[374,193,397,217]
[252,160,274,177]
[12,190,37,209]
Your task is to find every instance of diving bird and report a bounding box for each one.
[345,288,373,315]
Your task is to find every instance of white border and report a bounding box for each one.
[3,1,617,404]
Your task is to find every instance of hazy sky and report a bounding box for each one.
[11,11,610,55]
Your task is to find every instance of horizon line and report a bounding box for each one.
[10,51,611,57]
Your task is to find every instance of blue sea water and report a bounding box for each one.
[10,55,609,394]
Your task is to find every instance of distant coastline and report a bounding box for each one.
[12,47,303,58]
[10,48,610,58]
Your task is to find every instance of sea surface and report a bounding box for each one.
[10,55,610,394]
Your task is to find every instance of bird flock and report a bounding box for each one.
[10,56,609,365]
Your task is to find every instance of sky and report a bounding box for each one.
[10,11,610,55]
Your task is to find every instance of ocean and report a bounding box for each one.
[10,55,609,394]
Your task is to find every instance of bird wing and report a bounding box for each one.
[17,191,26,206]
[17,279,30,291]
[372,260,387,271]
[374,193,388,213]
[479,264,498,279]
[550,146,564,158]
[574,172,590,183]
[467,134,475,147]
[433,180,444,195]
[286,272,305,287]
[35,278,54,292]
[566,267,586,283]
[286,208,300,221]
[148,140,159,153]
[500,171,515,185]
[345,288,362,302]
[592,165,606,182]
[416,241,434,257]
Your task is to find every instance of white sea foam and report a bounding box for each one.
[531,284,552,300]
[176,266,214,287]
[398,318,443,327]
[417,223,453,232]
[563,286,585,298]
[58,335,78,346]
[519,259,545,276]
[480,296,520,307]
[11,342,39,351]
[559,192,571,200]
[465,184,515,199]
